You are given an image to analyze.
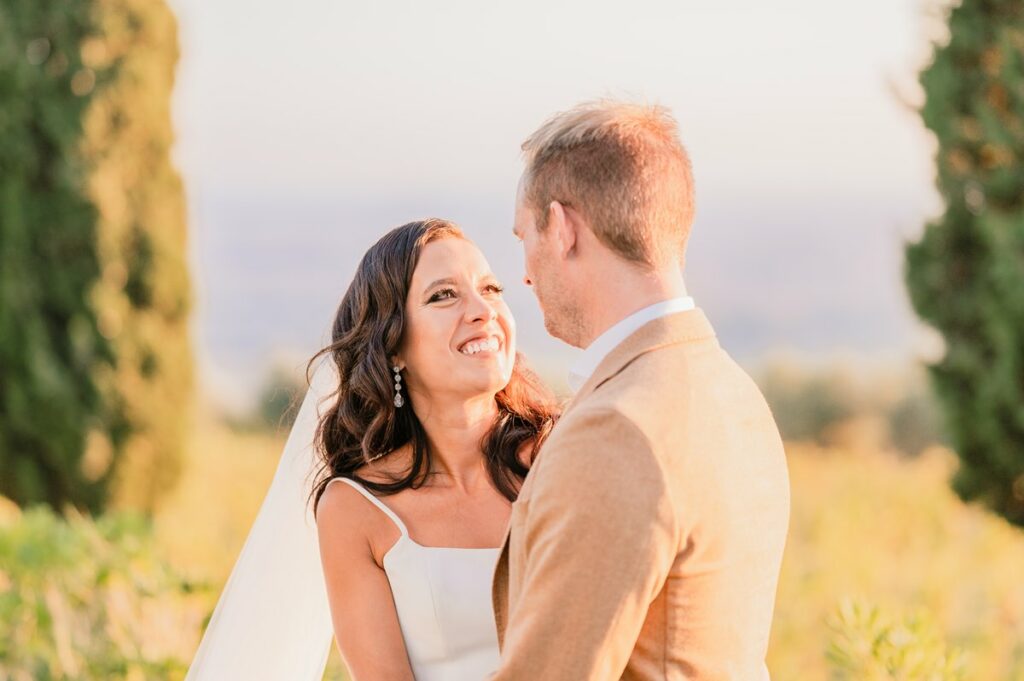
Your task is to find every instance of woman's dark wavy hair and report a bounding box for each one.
[307,219,558,518]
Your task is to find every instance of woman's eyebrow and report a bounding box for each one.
[423,277,457,292]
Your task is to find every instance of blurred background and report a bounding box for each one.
[2,0,1023,679]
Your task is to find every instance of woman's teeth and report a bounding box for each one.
[460,337,500,355]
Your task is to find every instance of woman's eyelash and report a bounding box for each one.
[428,287,457,302]
[427,284,503,303]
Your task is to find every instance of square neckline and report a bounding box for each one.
[329,477,503,552]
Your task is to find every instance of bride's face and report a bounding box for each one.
[398,237,516,404]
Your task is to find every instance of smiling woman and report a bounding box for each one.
[306,219,557,507]
[184,219,561,681]
[300,218,558,680]
[404,237,516,407]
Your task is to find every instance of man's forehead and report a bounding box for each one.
[512,204,529,237]
[515,173,529,199]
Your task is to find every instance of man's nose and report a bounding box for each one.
[523,275,533,287]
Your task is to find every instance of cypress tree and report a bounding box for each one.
[905,1,1024,526]
[82,0,192,514]
[0,1,120,512]
[0,0,191,515]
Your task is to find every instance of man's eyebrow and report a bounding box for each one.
[424,277,457,292]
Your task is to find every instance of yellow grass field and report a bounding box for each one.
[152,410,1024,680]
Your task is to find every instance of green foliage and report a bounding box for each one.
[218,365,305,434]
[255,365,304,431]
[887,383,947,458]
[83,0,193,514]
[905,1,1024,525]
[0,0,122,512]
[0,0,191,515]
[827,599,967,681]
[758,363,860,445]
[0,502,210,680]
[756,362,945,454]
[771,442,1024,680]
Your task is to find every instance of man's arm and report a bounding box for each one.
[491,407,680,680]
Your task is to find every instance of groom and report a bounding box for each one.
[490,100,791,680]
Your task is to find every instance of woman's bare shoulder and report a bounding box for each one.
[317,446,413,549]
[350,443,416,485]
[316,478,377,542]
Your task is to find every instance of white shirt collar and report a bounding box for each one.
[567,296,696,394]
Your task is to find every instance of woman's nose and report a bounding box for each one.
[466,293,498,323]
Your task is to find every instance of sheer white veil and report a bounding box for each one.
[185,357,339,680]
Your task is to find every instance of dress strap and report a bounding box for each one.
[329,477,409,537]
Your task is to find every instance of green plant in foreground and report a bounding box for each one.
[0,503,212,680]
[827,598,967,681]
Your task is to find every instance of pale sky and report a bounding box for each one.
[168,0,946,409]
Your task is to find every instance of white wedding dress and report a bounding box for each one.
[326,477,502,680]
[184,359,502,681]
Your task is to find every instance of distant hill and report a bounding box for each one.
[189,189,934,410]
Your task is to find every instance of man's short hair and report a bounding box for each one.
[521,99,695,268]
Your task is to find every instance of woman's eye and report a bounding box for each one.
[428,288,457,303]
[485,284,505,295]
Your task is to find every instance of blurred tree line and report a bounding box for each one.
[0,0,190,516]
[905,0,1024,526]
[756,362,946,457]
[227,363,306,433]
[244,358,949,461]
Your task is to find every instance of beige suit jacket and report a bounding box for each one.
[491,308,790,680]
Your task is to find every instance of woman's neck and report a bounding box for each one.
[409,392,498,492]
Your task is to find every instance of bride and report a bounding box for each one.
[184,218,557,681]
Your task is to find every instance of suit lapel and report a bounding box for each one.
[492,445,542,647]
[491,308,716,649]
[492,532,510,646]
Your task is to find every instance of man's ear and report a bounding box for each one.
[547,200,577,261]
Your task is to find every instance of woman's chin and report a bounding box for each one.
[455,369,510,400]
